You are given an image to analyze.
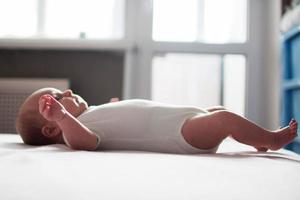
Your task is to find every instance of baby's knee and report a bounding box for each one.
[213,110,232,119]
[212,110,234,130]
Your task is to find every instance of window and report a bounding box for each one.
[0,0,264,120]
[152,54,245,115]
[152,0,247,43]
[44,0,124,39]
[223,55,246,115]
[150,0,248,115]
[0,0,37,38]
[0,0,125,39]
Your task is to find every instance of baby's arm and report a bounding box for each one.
[39,95,99,151]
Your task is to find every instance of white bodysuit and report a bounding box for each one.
[76,99,217,154]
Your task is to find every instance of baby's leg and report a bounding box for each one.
[205,106,226,113]
[182,110,298,151]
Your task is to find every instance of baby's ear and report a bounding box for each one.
[41,123,61,138]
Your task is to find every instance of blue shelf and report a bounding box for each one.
[282,26,300,154]
[283,79,300,90]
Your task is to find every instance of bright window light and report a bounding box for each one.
[152,0,198,42]
[203,0,247,43]
[0,0,125,39]
[152,53,246,115]
[153,0,247,43]
[223,55,246,115]
[152,54,222,107]
[44,0,124,39]
[0,0,37,38]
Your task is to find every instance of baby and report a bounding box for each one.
[16,87,298,154]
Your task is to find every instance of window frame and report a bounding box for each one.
[123,0,280,128]
[0,0,129,50]
[123,1,249,101]
[0,0,281,128]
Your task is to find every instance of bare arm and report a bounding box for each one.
[39,95,99,151]
[57,112,99,150]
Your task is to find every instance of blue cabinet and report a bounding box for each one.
[282,26,300,153]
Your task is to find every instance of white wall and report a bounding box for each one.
[247,0,281,129]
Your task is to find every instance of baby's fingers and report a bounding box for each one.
[43,105,52,118]
[39,98,47,114]
[39,95,52,113]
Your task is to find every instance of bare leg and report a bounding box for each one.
[205,106,226,113]
[182,110,298,152]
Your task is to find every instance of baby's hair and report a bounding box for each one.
[16,109,54,145]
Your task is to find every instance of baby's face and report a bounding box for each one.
[24,88,88,118]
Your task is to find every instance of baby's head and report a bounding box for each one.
[16,87,88,145]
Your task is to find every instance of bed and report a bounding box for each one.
[0,133,300,200]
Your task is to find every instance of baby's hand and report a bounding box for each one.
[39,94,67,122]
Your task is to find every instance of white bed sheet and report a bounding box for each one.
[0,133,300,200]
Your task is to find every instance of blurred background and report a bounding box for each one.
[0,0,299,152]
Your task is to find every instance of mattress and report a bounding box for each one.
[0,133,300,200]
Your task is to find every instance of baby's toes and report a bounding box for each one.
[292,121,298,129]
[289,119,297,127]
[294,122,298,135]
[290,123,298,136]
[291,121,296,127]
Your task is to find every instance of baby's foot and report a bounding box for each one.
[269,119,298,150]
[255,146,268,152]
[254,126,284,152]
